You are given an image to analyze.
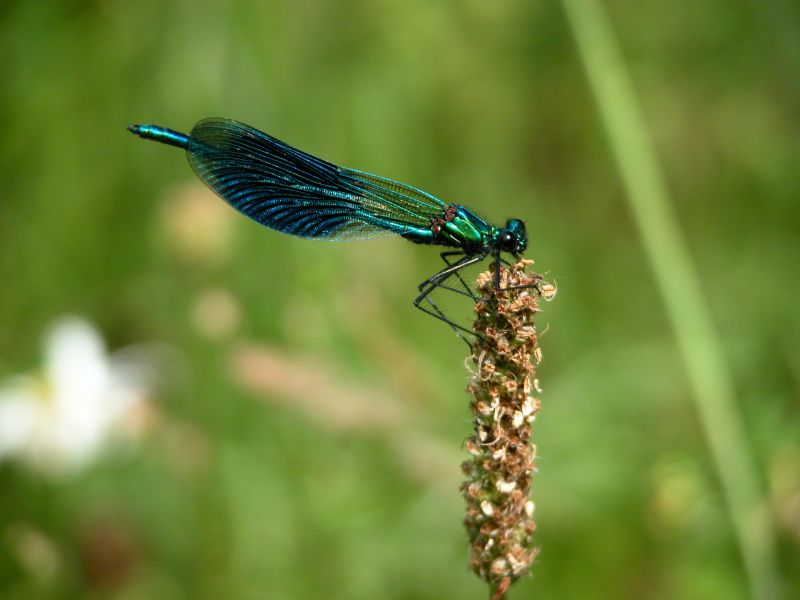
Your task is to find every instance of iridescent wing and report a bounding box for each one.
[186,118,446,241]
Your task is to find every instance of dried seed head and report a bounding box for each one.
[461,260,552,598]
[540,282,558,301]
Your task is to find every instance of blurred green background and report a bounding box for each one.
[1,1,798,599]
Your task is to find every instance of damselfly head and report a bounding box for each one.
[497,219,527,254]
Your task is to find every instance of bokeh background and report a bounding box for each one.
[1,1,798,599]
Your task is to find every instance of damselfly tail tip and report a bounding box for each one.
[127,124,190,149]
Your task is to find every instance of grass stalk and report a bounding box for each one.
[559,1,780,598]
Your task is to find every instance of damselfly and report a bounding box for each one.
[129,119,531,336]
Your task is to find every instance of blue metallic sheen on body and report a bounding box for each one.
[128,124,190,149]
[437,206,491,251]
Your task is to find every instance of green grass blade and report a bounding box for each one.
[560,1,780,598]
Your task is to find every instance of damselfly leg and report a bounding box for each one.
[414,253,543,341]
[415,251,480,301]
[413,251,488,340]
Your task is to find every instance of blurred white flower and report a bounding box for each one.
[0,317,156,476]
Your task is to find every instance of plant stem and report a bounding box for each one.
[560,1,780,598]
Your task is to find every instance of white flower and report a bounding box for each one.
[0,317,154,476]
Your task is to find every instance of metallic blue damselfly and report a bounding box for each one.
[129,118,531,336]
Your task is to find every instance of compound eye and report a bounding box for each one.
[499,231,515,251]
